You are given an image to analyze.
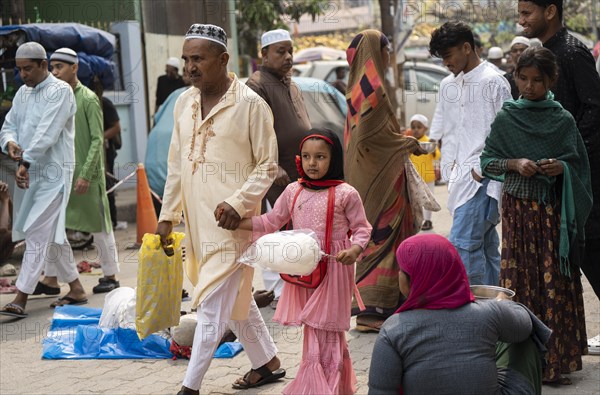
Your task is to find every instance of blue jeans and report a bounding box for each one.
[449,179,500,285]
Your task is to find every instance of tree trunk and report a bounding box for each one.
[379,0,394,39]
[379,0,402,124]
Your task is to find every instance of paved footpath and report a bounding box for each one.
[1,185,598,394]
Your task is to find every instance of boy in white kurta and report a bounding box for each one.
[155,24,283,394]
[429,22,511,286]
[0,42,86,318]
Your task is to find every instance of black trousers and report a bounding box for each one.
[582,240,600,300]
[106,148,118,227]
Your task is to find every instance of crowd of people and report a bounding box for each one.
[0,0,598,393]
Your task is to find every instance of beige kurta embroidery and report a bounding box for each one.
[189,100,216,174]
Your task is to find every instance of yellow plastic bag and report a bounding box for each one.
[136,232,185,340]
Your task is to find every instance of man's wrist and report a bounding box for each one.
[18,159,30,170]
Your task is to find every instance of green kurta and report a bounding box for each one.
[65,82,112,233]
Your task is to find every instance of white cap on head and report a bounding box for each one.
[261,29,292,49]
[185,24,227,48]
[410,114,429,128]
[50,47,78,64]
[488,47,504,60]
[15,41,47,60]
[510,36,530,48]
[529,38,543,48]
[166,57,180,69]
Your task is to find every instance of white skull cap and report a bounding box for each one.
[166,57,180,69]
[15,41,46,60]
[510,36,530,48]
[261,29,292,49]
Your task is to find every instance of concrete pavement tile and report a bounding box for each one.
[157,383,186,395]
[205,374,244,388]
[114,377,174,394]
[353,357,372,372]
[86,380,130,393]
[232,379,288,395]
[0,389,20,395]
[122,378,182,395]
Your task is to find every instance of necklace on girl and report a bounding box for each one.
[297,190,321,210]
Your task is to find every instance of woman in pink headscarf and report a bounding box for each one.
[368,234,550,395]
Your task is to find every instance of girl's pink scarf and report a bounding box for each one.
[395,234,474,313]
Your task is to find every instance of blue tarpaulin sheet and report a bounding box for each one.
[42,305,244,360]
[42,305,172,360]
[214,341,243,358]
[0,23,117,89]
[0,23,116,57]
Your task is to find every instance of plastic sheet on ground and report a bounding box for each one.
[214,341,243,358]
[42,305,172,360]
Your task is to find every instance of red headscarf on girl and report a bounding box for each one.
[395,234,474,313]
[295,127,345,190]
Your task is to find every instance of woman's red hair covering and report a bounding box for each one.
[396,234,474,313]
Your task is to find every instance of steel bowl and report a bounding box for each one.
[470,285,515,300]
[419,141,437,153]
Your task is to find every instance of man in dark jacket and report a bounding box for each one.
[154,57,186,113]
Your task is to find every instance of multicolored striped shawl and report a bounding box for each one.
[344,30,421,318]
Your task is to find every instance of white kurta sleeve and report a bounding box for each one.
[472,76,512,177]
[224,101,278,218]
[159,96,184,224]
[429,78,448,141]
[21,83,76,164]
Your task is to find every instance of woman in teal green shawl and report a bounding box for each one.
[481,47,592,385]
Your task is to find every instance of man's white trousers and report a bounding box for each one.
[183,267,278,390]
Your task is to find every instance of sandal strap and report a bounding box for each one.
[253,364,273,379]
[4,303,24,313]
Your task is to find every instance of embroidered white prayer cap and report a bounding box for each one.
[185,24,227,48]
[510,36,530,48]
[15,42,47,60]
[50,47,78,64]
[410,114,429,128]
[261,29,292,48]
[166,57,180,69]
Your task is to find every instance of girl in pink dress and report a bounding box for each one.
[238,128,372,394]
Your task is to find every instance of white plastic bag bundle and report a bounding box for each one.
[239,229,322,275]
[99,287,137,330]
[171,313,197,346]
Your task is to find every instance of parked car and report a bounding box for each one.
[400,61,451,128]
[145,77,347,199]
[293,60,451,127]
[291,76,347,142]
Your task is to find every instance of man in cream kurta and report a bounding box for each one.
[0,42,86,318]
[156,24,282,394]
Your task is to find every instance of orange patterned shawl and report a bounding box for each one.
[345,30,420,317]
